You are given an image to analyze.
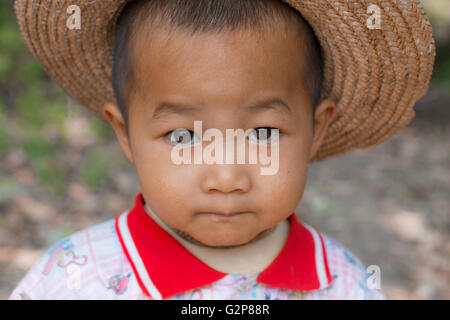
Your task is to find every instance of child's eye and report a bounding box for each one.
[166,129,200,146]
[247,127,280,144]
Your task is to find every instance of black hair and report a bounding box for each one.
[112,0,324,135]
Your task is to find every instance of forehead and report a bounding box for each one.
[130,24,309,115]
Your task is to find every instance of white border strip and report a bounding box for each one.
[303,223,329,289]
[117,211,163,300]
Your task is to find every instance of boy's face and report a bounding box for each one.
[104,25,336,247]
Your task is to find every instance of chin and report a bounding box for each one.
[199,233,253,247]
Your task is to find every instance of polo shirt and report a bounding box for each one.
[9,192,385,300]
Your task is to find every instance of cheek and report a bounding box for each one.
[133,143,198,219]
[256,139,309,214]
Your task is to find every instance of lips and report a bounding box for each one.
[199,211,248,217]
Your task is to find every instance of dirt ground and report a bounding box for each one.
[0,85,449,300]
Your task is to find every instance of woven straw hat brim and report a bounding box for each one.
[14,0,435,162]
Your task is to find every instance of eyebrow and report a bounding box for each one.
[151,103,199,120]
[151,97,292,120]
[242,97,292,116]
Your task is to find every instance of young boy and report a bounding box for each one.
[10,0,435,300]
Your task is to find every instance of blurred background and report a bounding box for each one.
[0,0,449,299]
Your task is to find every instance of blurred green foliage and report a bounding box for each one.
[35,156,69,197]
[0,97,8,155]
[0,1,125,198]
[81,148,112,190]
[0,175,19,203]
[81,147,126,191]
[422,0,450,89]
[433,44,450,88]
[90,118,115,140]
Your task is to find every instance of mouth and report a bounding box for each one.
[199,211,249,217]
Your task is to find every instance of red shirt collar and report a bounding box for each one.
[115,192,334,299]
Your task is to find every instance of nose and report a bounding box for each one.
[200,164,251,194]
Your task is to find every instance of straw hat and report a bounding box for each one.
[14,0,435,162]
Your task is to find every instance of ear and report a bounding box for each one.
[102,102,135,164]
[308,98,337,162]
